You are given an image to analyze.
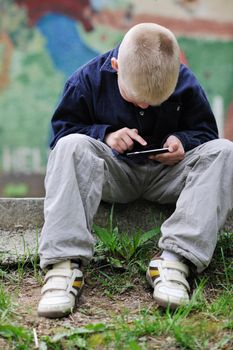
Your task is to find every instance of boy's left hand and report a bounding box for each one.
[149,135,185,165]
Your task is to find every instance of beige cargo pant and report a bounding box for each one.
[39,134,233,272]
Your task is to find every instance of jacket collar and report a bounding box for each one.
[100,45,119,73]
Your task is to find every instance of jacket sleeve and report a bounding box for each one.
[164,68,219,152]
[50,78,114,149]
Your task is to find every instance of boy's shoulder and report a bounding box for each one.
[173,64,202,98]
[178,64,198,85]
[67,46,119,86]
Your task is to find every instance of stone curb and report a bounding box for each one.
[0,198,232,265]
[0,198,173,231]
[0,198,172,265]
[0,198,44,231]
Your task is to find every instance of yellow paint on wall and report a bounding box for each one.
[132,0,233,22]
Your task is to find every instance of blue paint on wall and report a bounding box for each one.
[37,13,99,77]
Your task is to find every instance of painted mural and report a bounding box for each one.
[0,0,233,196]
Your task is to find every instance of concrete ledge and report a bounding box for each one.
[0,198,44,230]
[0,197,173,231]
[0,198,232,265]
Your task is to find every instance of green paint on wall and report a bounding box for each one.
[0,30,64,171]
[78,23,124,54]
[178,37,233,112]
[3,183,29,197]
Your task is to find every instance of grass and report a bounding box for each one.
[0,219,232,349]
[0,324,33,350]
[1,286,231,349]
[12,230,43,285]
[0,284,14,322]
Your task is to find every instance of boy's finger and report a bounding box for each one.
[127,129,147,145]
[121,134,134,149]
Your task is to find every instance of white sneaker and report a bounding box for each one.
[146,258,190,309]
[38,260,84,318]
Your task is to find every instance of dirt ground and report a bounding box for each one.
[1,266,233,350]
[4,273,155,338]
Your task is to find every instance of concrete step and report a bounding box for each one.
[0,198,232,265]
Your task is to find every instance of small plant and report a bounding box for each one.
[13,230,43,284]
[15,236,30,282]
[0,268,7,279]
[30,229,43,284]
[93,205,160,269]
[220,247,231,287]
[0,324,33,349]
[91,206,161,295]
[0,283,13,321]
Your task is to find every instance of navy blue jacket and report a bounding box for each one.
[51,46,218,158]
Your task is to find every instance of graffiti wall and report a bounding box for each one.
[0,0,233,196]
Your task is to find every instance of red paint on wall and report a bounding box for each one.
[224,102,233,141]
[16,0,93,31]
[180,51,189,65]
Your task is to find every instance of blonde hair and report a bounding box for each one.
[117,23,180,105]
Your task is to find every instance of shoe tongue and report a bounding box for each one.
[53,260,71,269]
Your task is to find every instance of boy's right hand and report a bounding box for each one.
[104,127,147,153]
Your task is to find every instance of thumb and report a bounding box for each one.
[163,139,175,151]
[168,142,179,152]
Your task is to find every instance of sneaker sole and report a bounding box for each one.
[153,294,189,310]
[38,306,73,318]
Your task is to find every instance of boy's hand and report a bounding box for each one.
[104,127,147,153]
[149,135,185,165]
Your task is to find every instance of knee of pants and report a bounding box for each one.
[55,134,93,156]
[204,139,233,158]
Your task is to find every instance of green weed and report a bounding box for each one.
[13,230,43,285]
[15,236,29,282]
[0,267,7,279]
[0,324,33,350]
[92,206,160,295]
[93,269,135,297]
[0,284,13,321]
[220,247,231,287]
[30,229,43,284]
[208,288,233,318]
[93,206,160,269]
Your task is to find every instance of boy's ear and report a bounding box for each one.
[111,57,118,72]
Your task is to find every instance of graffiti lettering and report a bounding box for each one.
[2,147,46,174]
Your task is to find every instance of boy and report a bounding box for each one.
[38,23,233,318]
